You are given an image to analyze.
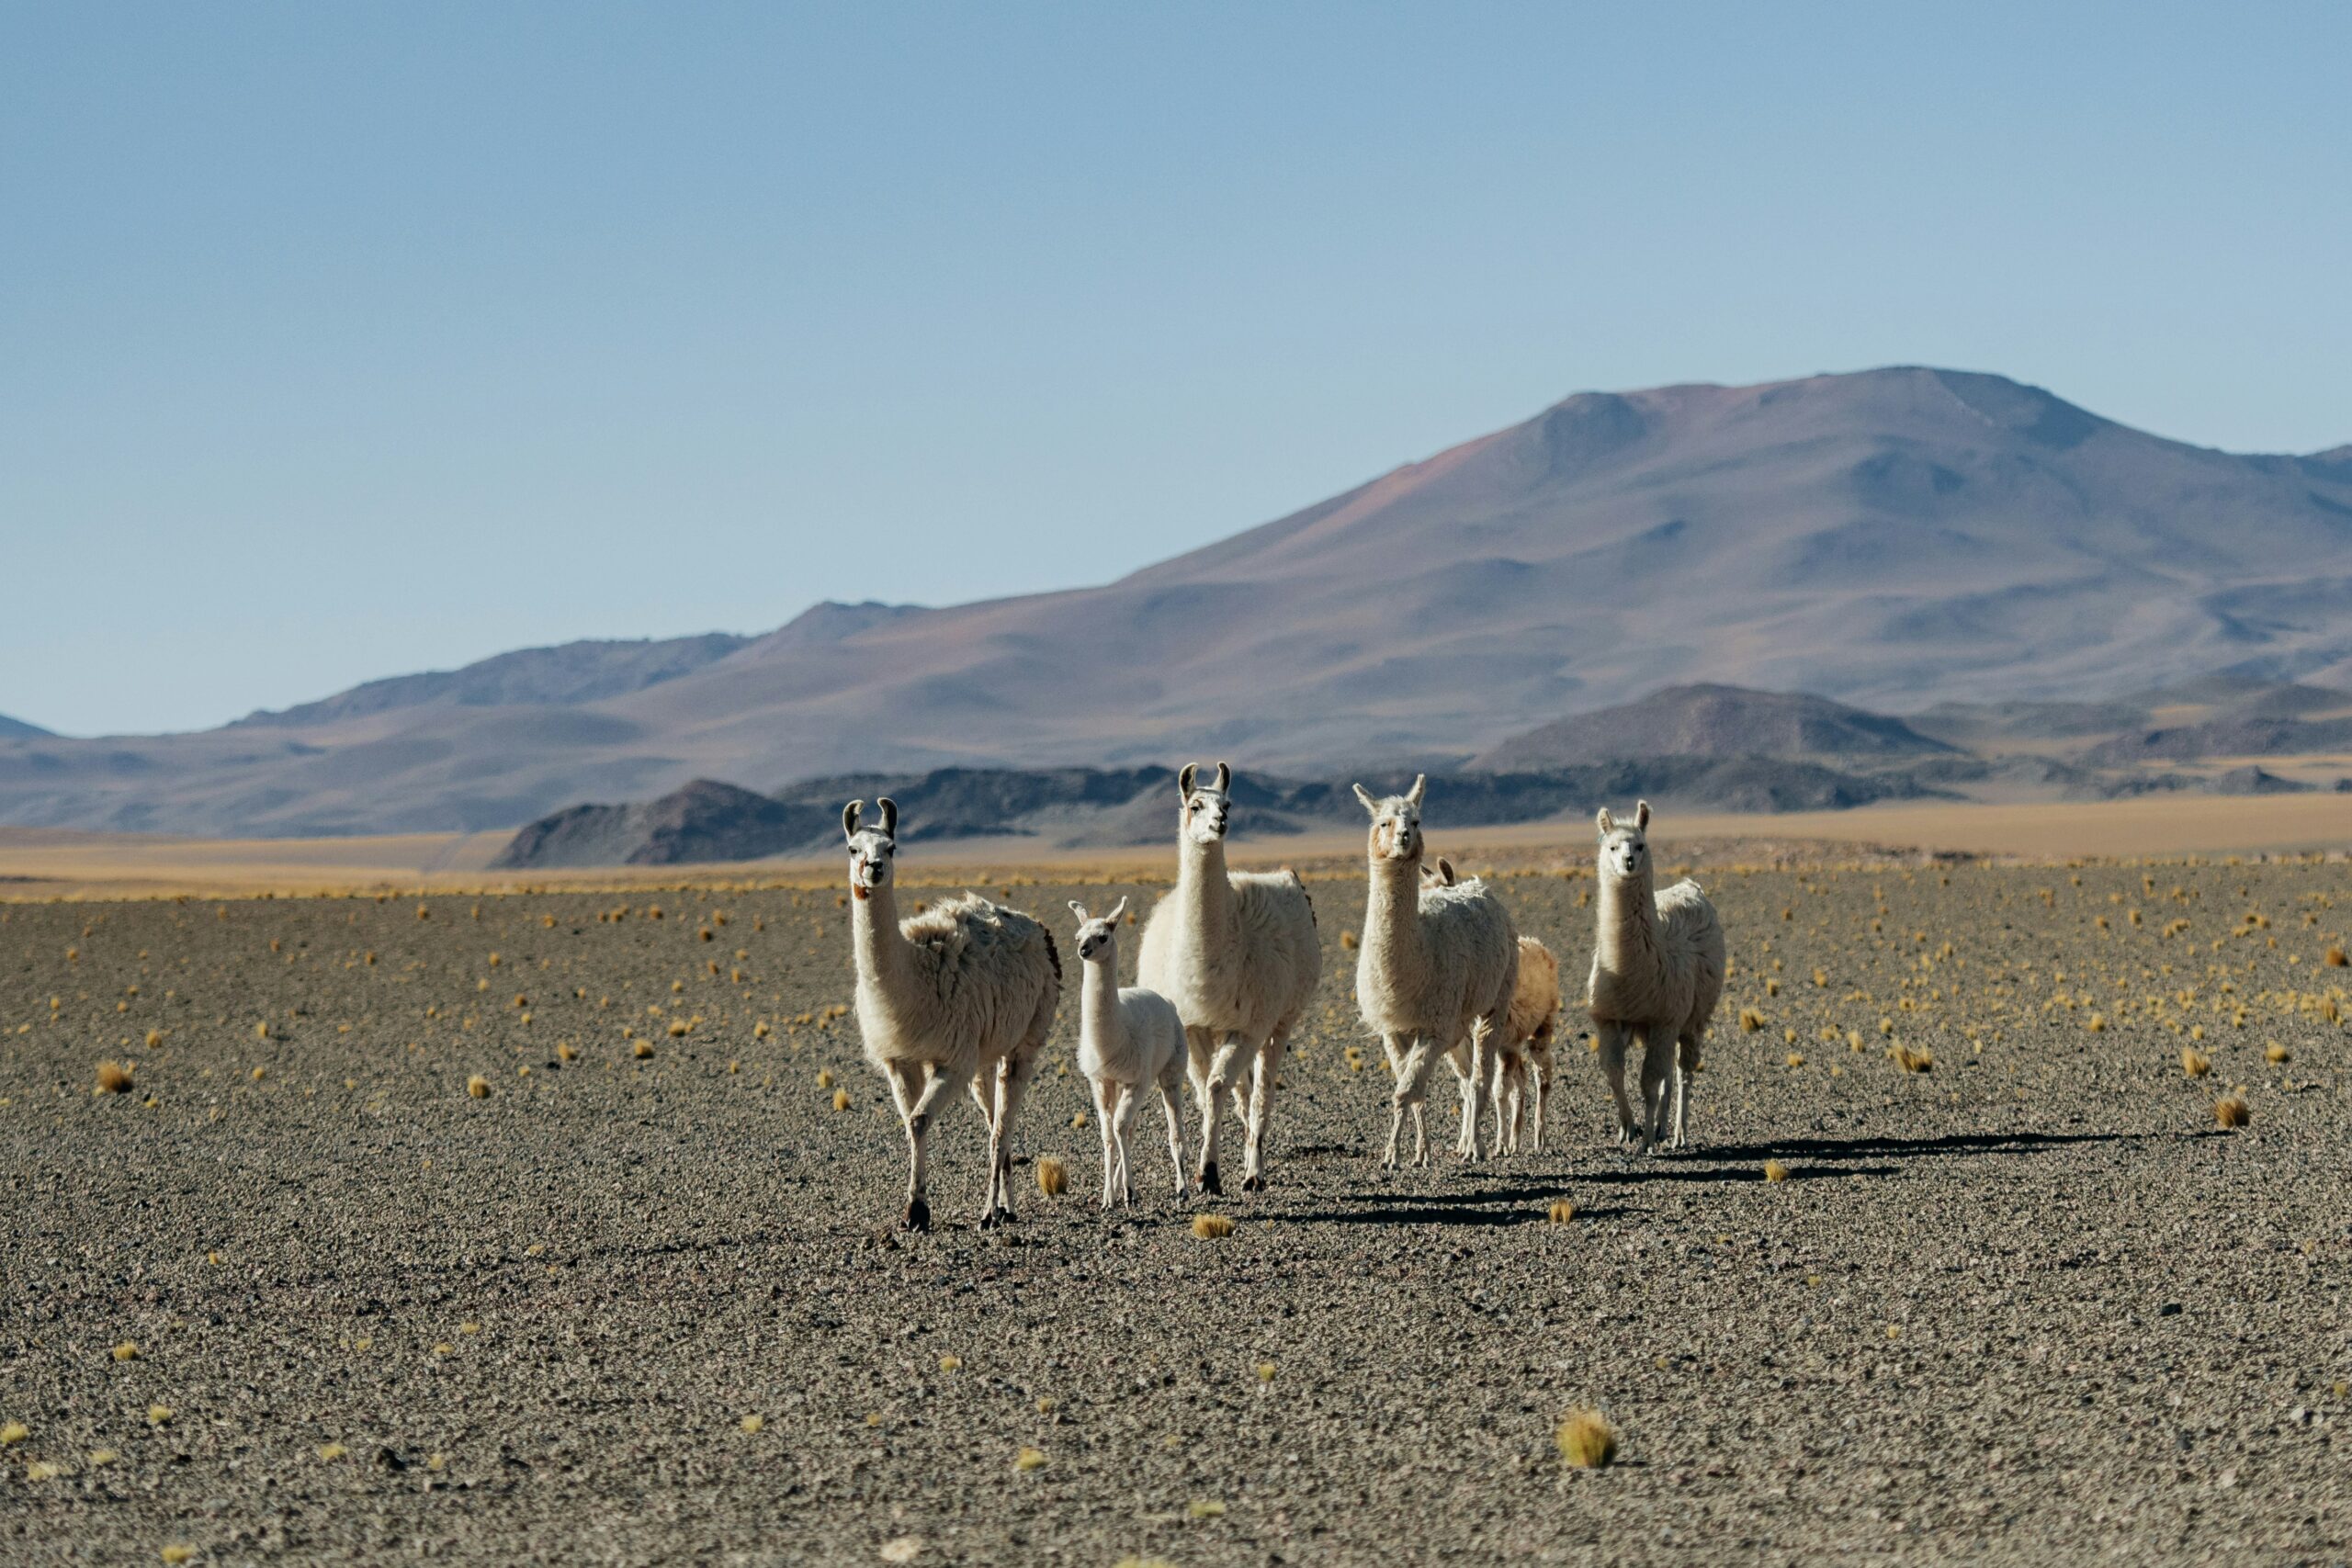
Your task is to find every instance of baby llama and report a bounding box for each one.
[1136,762,1322,1195]
[1069,897,1190,1207]
[843,797,1061,1229]
[1587,800,1725,1154]
[1352,778,1519,1166]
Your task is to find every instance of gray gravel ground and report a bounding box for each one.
[4,857,2349,1565]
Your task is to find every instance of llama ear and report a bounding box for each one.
[1439,857,1456,884]
[1406,773,1426,809]
[1634,799,1651,830]
[1596,807,1614,835]
[1108,896,1128,922]
[842,800,862,840]
[876,796,898,836]
[1213,761,1230,793]
[1068,900,1088,920]
[1178,762,1197,796]
[1352,784,1379,817]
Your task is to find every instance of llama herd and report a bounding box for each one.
[843,764,1726,1231]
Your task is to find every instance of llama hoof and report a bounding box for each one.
[1199,1165,1223,1196]
[1240,1173,1265,1193]
[903,1197,931,1232]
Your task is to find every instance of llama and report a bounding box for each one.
[843,797,1061,1229]
[1503,936,1562,1153]
[1587,800,1725,1154]
[1352,778,1520,1166]
[1135,761,1322,1195]
[1419,860,1561,1154]
[1068,897,1189,1208]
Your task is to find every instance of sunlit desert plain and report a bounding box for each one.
[4,838,2348,1563]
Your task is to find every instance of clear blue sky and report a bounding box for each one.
[5,1,2346,736]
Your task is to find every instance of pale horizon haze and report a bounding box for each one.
[4,2,2347,736]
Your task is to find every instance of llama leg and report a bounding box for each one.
[1381,1033,1414,1169]
[899,1061,966,1232]
[1530,1058,1547,1154]
[1112,1084,1141,1206]
[1093,1077,1119,1210]
[1635,1026,1673,1156]
[1449,1044,1476,1158]
[1502,1051,1524,1156]
[1464,1027,1492,1164]
[1673,1032,1702,1149]
[1597,1020,1638,1145]
[983,1052,1037,1225]
[1195,1032,1247,1196]
[1395,1035,1442,1169]
[1157,1075,1189,1200]
[1240,1037,1279,1192]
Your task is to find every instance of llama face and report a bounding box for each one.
[841,797,899,896]
[1177,760,1233,845]
[1353,774,1428,863]
[1595,799,1653,882]
[1067,897,1128,964]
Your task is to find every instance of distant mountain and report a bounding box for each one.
[492,758,1952,868]
[1473,683,1953,771]
[10,366,2352,837]
[234,631,753,728]
[0,713,52,739]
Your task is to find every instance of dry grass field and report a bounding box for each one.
[4,835,2350,1562]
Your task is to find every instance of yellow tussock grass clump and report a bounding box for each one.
[317,1442,346,1461]
[112,1341,139,1361]
[556,1042,577,1063]
[1339,930,1359,950]
[1014,1446,1047,1472]
[96,1060,133,1095]
[1890,1044,1933,1074]
[2326,946,2347,967]
[466,1076,490,1099]
[1738,1008,1766,1032]
[2181,1047,2211,1078]
[1035,1156,1068,1197]
[937,1353,962,1372]
[1764,1160,1790,1182]
[2213,1094,2250,1129]
[2265,1043,2290,1064]
[738,1415,763,1434]
[1547,1198,1577,1224]
[1556,1408,1618,1469]
[162,1546,198,1564]
[633,1040,654,1059]
[0,1421,27,1445]
[1192,1213,1234,1239]
[831,1089,851,1111]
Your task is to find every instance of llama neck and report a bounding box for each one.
[1173,834,1232,947]
[1363,854,1427,982]
[1596,869,1657,969]
[1080,952,1120,1039]
[850,880,910,992]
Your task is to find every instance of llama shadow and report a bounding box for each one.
[1679,1129,2138,1165]
[1283,1201,1639,1228]
[1577,1162,1898,1186]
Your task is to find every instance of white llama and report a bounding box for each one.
[843,797,1061,1229]
[1135,761,1322,1195]
[1353,778,1520,1167]
[1068,897,1189,1208]
[1587,800,1725,1154]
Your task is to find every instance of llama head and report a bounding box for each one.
[1176,761,1233,845]
[841,796,899,896]
[1066,897,1129,964]
[1594,799,1652,883]
[1419,856,1458,889]
[1352,774,1426,863]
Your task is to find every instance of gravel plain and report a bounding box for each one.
[4,852,2349,1565]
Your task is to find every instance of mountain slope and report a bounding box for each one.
[1474,684,1954,770]
[0,713,52,739]
[234,632,753,728]
[8,366,2352,837]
